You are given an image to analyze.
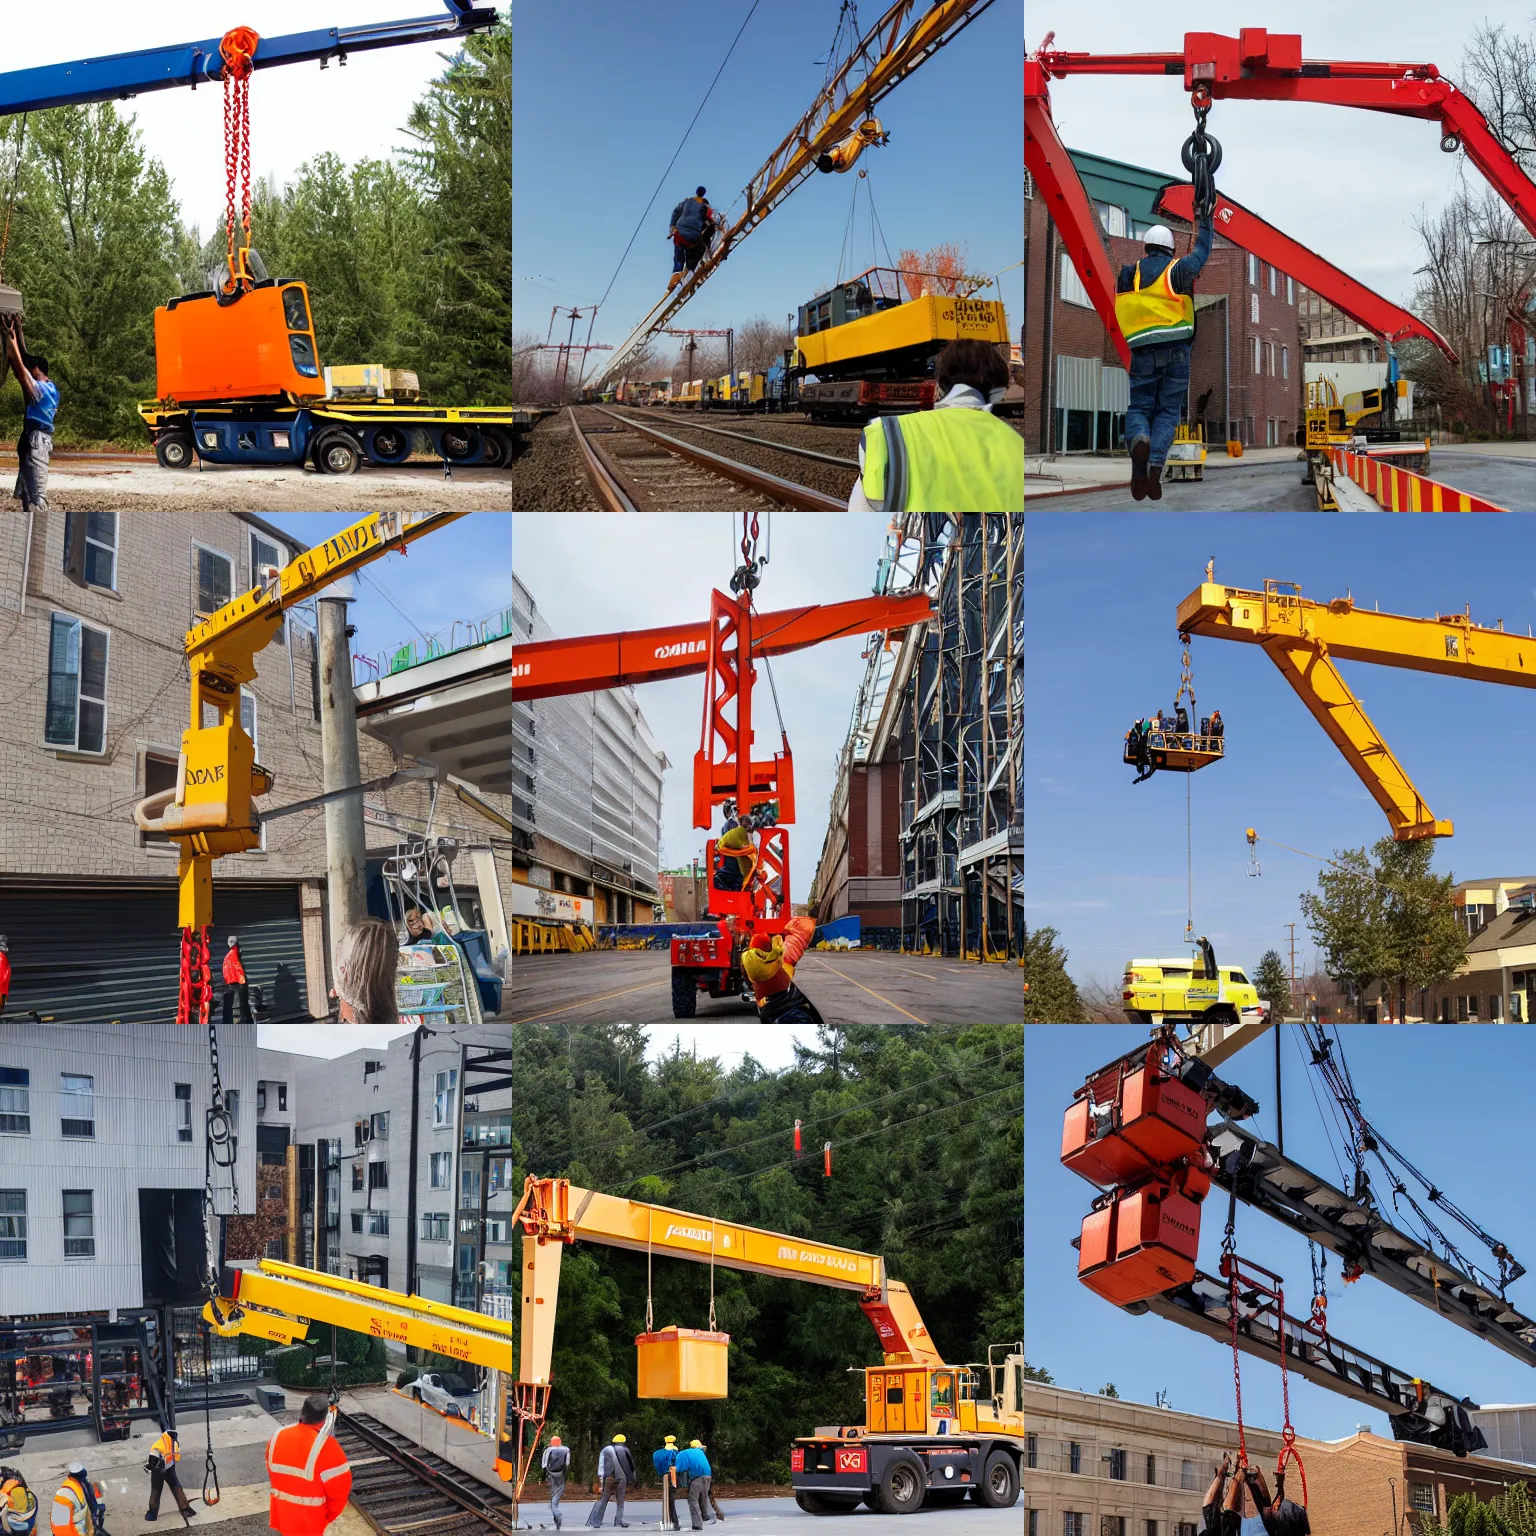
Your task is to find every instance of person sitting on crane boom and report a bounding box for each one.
[1114,207,1214,502]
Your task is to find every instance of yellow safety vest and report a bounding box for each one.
[860,408,1023,513]
[1113,257,1195,348]
[151,1431,180,1465]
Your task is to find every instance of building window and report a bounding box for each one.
[458,1243,478,1278]
[430,1152,452,1190]
[350,1211,362,1233]
[250,532,286,643]
[1027,1435,1037,1470]
[62,1190,94,1257]
[46,614,109,754]
[369,1210,388,1236]
[352,1162,364,1192]
[1109,1448,1127,1481]
[1251,337,1260,375]
[1491,993,1503,1021]
[1410,1485,1436,1514]
[225,1089,238,1126]
[1286,276,1295,305]
[140,752,178,846]
[65,512,118,590]
[1250,292,1259,324]
[1064,1516,1085,1536]
[1069,1442,1081,1475]
[368,1161,388,1191]
[1265,342,1274,376]
[278,1083,287,1111]
[1178,1526,1199,1536]
[1248,253,1258,285]
[257,1083,267,1117]
[370,1112,389,1141]
[422,1212,450,1242]
[1059,253,1094,310]
[175,1083,192,1143]
[1146,1454,1156,1485]
[1102,1520,1125,1536]
[1180,1461,1197,1491]
[434,1069,458,1127]
[0,1068,30,1135]
[1029,1513,1038,1536]
[485,1218,508,1243]
[1094,201,1127,238]
[467,1115,511,1148]
[61,1074,94,1137]
[489,1156,512,1194]
[1282,346,1290,381]
[1146,1525,1158,1536]
[0,1191,26,1260]
[195,544,233,618]
[1269,265,1277,296]
[461,1167,482,1205]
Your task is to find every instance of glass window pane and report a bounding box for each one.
[84,542,114,589]
[46,616,79,745]
[198,548,232,613]
[80,628,107,700]
[78,701,105,756]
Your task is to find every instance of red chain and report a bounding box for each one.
[176,925,213,1026]
[1225,1255,1247,1467]
[1274,1280,1308,1504]
[220,29,259,287]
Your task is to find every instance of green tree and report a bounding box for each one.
[1099,1383,1120,1398]
[1024,927,1086,1022]
[1023,1362,1054,1383]
[1299,838,1465,1021]
[1253,950,1292,1018]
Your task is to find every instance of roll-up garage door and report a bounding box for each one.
[0,884,314,1023]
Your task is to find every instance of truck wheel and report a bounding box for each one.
[876,1452,926,1515]
[156,430,195,470]
[793,1492,859,1515]
[671,969,697,1019]
[441,426,482,461]
[978,1451,1018,1509]
[480,429,512,468]
[1204,1004,1240,1027]
[369,426,412,464]
[314,432,361,475]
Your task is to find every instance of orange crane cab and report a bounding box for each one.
[155,282,324,406]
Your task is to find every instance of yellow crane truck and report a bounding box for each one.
[1122,937,1263,1027]
[514,1176,1024,1518]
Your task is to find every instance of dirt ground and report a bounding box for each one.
[0,455,511,511]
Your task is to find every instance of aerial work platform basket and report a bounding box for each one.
[635,1327,730,1400]
[1122,728,1225,774]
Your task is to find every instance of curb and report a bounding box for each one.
[1026,481,1130,501]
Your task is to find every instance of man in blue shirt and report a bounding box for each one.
[652,1436,681,1531]
[2,315,58,512]
[673,1442,712,1530]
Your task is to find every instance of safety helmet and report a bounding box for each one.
[64,1466,85,1479]
[664,1436,676,1445]
[0,936,8,952]
[689,1441,702,1449]
[227,936,239,947]
[1143,224,1176,253]
[613,1434,626,1444]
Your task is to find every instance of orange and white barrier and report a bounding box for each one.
[1330,448,1507,512]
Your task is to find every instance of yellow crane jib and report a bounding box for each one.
[132,510,467,931]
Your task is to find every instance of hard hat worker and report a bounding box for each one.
[1,1466,38,1536]
[143,1427,195,1522]
[849,340,1022,513]
[1114,207,1214,501]
[1,315,58,514]
[222,936,253,1024]
[740,916,825,1023]
[541,1435,571,1530]
[265,1393,352,1536]
[586,1434,636,1529]
[712,822,756,895]
[674,1441,713,1532]
[651,1436,682,1533]
[695,1444,725,1523]
[49,1464,105,1536]
[667,187,720,293]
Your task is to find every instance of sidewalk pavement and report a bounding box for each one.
[1027,445,1304,499]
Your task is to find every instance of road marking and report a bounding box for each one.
[509,980,666,1024]
[802,958,929,1024]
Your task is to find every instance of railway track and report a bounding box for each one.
[335,1410,513,1536]
[572,405,846,511]
[612,406,862,469]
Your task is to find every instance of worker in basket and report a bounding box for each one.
[1,1467,37,1536]
[667,187,720,293]
[1127,716,1155,783]
[712,818,757,895]
[1113,207,1213,502]
[741,915,825,1023]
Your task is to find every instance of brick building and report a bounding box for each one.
[1025,150,1304,454]
[1025,1384,1536,1536]
[0,511,514,1021]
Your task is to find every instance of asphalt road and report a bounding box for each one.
[518,1494,1019,1531]
[1028,452,1536,511]
[508,950,1023,1025]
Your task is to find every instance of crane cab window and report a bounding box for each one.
[930,1371,955,1415]
[283,286,311,333]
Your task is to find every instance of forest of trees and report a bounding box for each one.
[512,1024,1023,1486]
[0,17,509,447]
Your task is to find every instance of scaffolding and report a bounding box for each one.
[511,575,667,923]
[897,514,1022,959]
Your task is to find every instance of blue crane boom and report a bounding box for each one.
[0,0,496,118]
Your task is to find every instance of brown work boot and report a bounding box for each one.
[1129,437,1150,500]
[666,273,682,293]
[1147,463,1163,501]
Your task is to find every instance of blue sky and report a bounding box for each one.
[261,513,511,674]
[1027,513,1536,990]
[1025,1024,1536,1437]
[512,1,1022,369]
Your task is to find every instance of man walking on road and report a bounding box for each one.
[652,1436,681,1531]
[587,1435,635,1529]
[222,936,253,1024]
[541,1436,570,1530]
[143,1426,195,1522]
[674,1441,712,1530]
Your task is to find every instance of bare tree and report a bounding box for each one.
[1077,974,1129,1024]
[735,315,789,373]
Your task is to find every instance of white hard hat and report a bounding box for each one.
[1143,224,1176,252]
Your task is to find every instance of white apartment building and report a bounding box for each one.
[257,1026,511,1308]
[0,1025,257,1318]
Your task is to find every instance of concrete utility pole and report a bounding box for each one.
[318,579,369,983]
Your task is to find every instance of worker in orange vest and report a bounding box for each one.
[49,1465,104,1536]
[2,1466,38,1536]
[266,1395,351,1536]
[144,1427,194,1522]
[740,916,824,1023]
[222,936,252,1024]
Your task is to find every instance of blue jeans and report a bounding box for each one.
[1125,340,1191,468]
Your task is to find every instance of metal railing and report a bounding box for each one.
[354,605,514,685]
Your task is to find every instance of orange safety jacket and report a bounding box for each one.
[266,1421,352,1536]
[150,1431,181,1466]
[49,1478,102,1536]
[223,948,246,985]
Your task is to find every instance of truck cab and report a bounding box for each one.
[1123,942,1261,1026]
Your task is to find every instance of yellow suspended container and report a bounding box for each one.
[635,1327,730,1400]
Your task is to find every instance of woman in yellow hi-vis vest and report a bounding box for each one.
[851,340,1023,512]
[1112,210,1213,501]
